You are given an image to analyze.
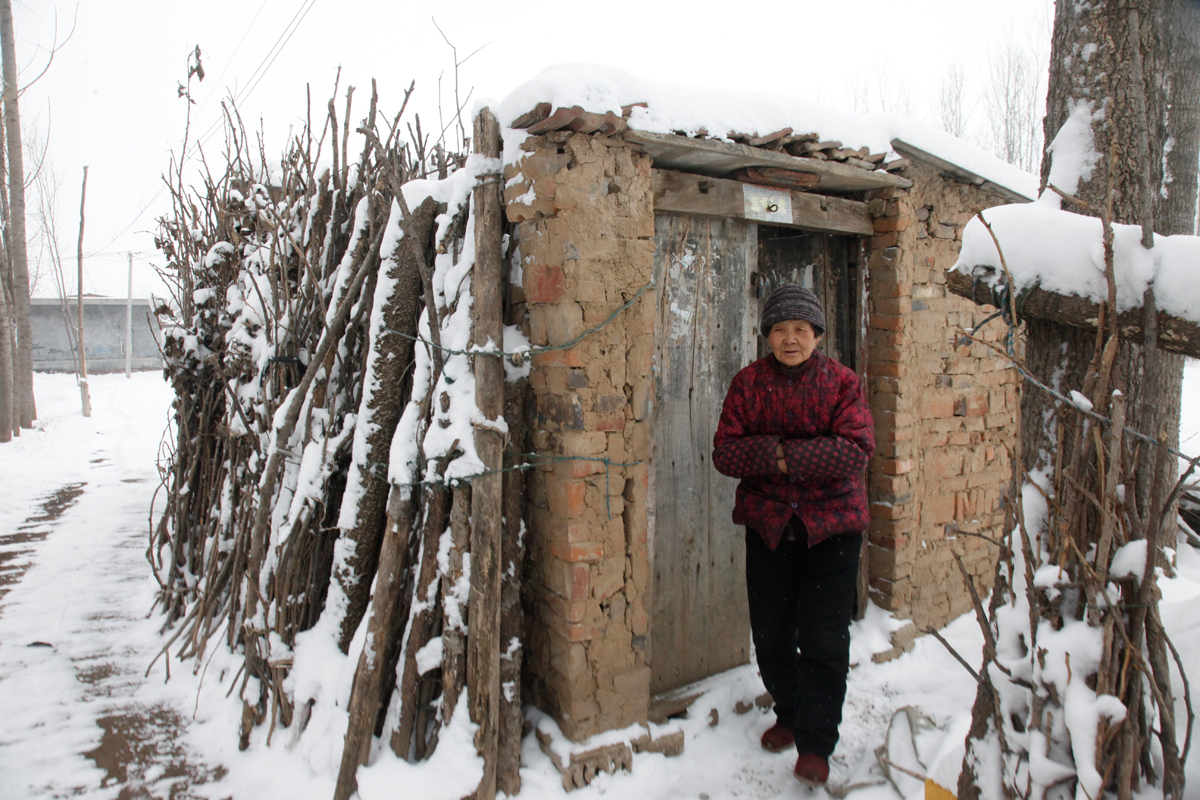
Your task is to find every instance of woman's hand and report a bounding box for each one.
[776,443,787,474]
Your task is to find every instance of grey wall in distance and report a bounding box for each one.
[31,298,163,373]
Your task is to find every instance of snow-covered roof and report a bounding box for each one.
[495,64,1039,202]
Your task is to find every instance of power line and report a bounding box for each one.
[93,0,320,256]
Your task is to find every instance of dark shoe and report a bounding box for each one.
[760,722,794,752]
[793,752,829,787]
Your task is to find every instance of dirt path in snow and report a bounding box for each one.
[0,468,225,799]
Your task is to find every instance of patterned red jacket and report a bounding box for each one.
[712,351,875,550]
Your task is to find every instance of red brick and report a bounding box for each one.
[872,346,904,363]
[565,523,592,544]
[924,394,955,419]
[526,263,566,304]
[871,231,900,249]
[922,495,956,525]
[873,216,910,232]
[875,426,914,443]
[870,314,904,331]
[870,362,905,378]
[869,533,909,550]
[546,476,587,518]
[871,502,906,520]
[927,450,965,478]
[878,458,913,475]
[955,492,978,519]
[873,297,912,315]
[570,562,590,601]
[549,541,604,562]
[595,415,626,432]
[561,458,606,478]
[532,348,584,368]
[954,392,989,417]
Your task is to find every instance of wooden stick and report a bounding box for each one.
[465,106,505,800]
[392,447,456,759]
[332,485,420,800]
[439,485,472,727]
[496,382,528,796]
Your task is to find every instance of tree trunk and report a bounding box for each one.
[0,0,34,428]
[1028,0,1190,479]
[1164,0,1200,237]
[495,381,528,797]
[333,195,439,653]
[0,255,12,442]
[77,167,90,418]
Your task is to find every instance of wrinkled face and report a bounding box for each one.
[767,319,821,367]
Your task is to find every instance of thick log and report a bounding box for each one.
[390,475,451,760]
[332,486,418,800]
[467,107,506,800]
[946,268,1200,360]
[334,195,440,653]
[496,381,529,797]
[439,484,472,727]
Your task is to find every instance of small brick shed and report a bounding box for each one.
[498,96,1027,747]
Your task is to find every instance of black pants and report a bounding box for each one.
[745,521,861,758]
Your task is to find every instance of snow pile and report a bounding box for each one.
[493,63,1038,199]
[953,96,1200,326]
[953,202,1200,324]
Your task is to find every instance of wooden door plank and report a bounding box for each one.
[650,213,752,695]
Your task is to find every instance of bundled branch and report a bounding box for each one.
[150,80,529,800]
[953,201,1194,800]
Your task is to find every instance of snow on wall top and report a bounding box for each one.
[493,63,1039,200]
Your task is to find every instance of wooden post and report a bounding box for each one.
[466,106,505,800]
[332,490,418,800]
[77,166,90,417]
[496,383,528,796]
[390,475,453,760]
[125,251,133,378]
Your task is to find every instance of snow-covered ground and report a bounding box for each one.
[1,367,1199,800]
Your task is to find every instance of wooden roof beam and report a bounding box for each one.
[652,169,874,237]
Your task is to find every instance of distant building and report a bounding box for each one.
[30,297,163,373]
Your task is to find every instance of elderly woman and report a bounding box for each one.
[712,284,875,787]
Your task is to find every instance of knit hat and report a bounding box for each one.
[760,284,825,337]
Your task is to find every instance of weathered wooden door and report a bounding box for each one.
[650,213,754,695]
[757,229,869,615]
[757,232,859,372]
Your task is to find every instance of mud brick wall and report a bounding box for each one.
[864,162,1019,633]
[503,130,656,741]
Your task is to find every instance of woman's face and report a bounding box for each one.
[767,319,821,367]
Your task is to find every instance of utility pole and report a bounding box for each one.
[125,251,132,378]
[77,166,90,417]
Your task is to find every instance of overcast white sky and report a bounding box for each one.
[12,0,1052,298]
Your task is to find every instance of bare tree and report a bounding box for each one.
[871,57,915,116]
[0,241,11,441]
[0,0,33,429]
[981,32,1045,172]
[934,61,970,138]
